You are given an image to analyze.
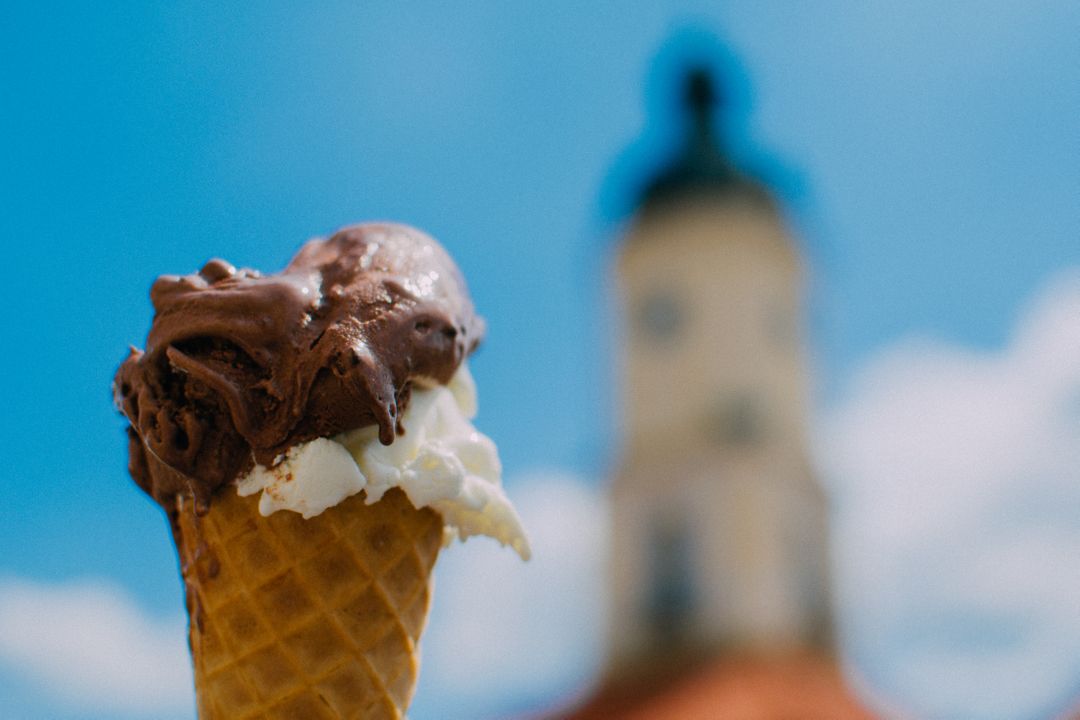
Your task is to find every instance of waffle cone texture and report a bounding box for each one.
[175,486,443,719]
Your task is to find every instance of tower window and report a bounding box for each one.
[637,290,684,341]
[645,518,697,649]
[707,393,766,446]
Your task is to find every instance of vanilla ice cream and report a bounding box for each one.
[236,363,530,560]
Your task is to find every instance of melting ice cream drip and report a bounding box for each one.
[236,364,530,561]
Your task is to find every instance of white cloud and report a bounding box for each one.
[0,577,193,716]
[819,270,1080,720]
[411,471,608,720]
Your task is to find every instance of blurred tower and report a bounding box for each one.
[606,66,831,682]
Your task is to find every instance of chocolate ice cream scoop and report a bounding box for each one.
[114,223,484,514]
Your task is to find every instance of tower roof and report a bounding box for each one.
[638,66,771,212]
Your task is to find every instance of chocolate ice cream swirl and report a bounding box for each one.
[114,223,483,515]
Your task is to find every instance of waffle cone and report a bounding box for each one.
[175,486,443,719]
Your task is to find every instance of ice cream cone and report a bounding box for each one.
[117,224,530,718]
[175,485,443,720]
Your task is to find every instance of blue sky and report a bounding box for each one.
[2,2,1079,719]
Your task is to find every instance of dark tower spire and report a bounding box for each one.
[639,66,766,211]
[683,67,729,173]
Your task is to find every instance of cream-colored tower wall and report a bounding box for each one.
[617,198,805,456]
[607,196,830,675]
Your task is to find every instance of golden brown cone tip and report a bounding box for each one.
[177,487,443,720]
